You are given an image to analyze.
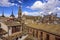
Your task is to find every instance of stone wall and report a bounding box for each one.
[24,26,60,40]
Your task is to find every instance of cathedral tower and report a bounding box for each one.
[10,9,15,18]
[1,10,5,17]
[18,6,22,21]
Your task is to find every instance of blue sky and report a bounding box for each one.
[0,0,60,17]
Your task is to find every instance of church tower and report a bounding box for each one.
[10,9,15,18]
[18,6,22,22]
[1,10,5,17]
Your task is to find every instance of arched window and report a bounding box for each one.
[40,32,43,40]
[33,30,35,37]
[36,30,38,38]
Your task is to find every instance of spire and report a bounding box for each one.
[2,10,5,17]
[10,9,15,17]
[55,13,57,17]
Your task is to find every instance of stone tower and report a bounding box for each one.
[18,6,22,22]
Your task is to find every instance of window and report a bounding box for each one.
[40,32,43,40]
[33,30,34,37]
[16,26,20,32]
[46,34,49,40]
[12,27,16,33]
[36,30,38,38]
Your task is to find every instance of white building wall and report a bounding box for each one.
[1,22,8,32]
[0,22,8,37]
[9,27,12,35]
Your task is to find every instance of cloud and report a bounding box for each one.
[0,0,22,7]
[11,3,18,6]
[57,7,60,10]
[26,0,60,15]
[52,7,60,13]
[0,0,12,7]
[26,1,44,10]
[26,6,30,9]
[18,1,22,3]
[22,11,29,15]
[22,11,41,16]
[31,1,43,10]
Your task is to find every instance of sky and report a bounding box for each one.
[0,0,60,17]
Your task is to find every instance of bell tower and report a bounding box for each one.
[2,10,5,17]
[10,9,15,18]
[18,6,22,21]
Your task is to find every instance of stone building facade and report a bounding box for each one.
[23,24,60,40]
[39,13,60,24]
